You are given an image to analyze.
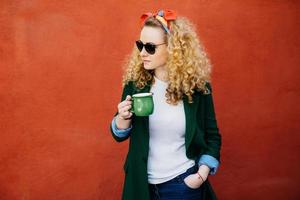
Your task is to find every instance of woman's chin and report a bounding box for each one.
[143,64,153,70]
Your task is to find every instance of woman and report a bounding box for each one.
[110,9,222,200]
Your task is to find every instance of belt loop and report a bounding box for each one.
[154,184,160,199]
[176,175,182,183]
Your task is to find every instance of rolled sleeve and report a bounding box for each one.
[111,116,132,138]
[198,154,220,175]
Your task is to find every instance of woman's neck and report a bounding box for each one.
[154,66,168,82]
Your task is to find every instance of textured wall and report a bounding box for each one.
[0,0,299,199]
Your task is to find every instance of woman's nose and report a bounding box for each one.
[140,47,148,56]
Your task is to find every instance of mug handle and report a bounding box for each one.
[130,98,134,113]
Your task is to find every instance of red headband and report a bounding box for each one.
[140,9,177,34]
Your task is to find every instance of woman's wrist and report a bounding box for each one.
[115,114,132,129]
[197,165,210,180]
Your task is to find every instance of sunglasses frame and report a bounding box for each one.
[135,40,166,55]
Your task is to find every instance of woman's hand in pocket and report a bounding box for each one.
[183,165,210,189]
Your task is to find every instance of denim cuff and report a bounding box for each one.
[111,116,132,138]
[198,154,220,175]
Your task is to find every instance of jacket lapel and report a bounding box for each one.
[132,83,151,156]
[183,93,199,152]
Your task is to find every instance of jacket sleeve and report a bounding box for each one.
[109,81,133,142]
[201,82,222,163]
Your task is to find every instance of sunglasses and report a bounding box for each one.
[135,40,166,55]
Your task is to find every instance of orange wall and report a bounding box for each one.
[1,1,299,199]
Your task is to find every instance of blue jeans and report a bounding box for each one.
[148,165,203,200]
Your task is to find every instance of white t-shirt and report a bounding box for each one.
[147,76,195,184]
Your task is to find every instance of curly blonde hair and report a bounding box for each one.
[122,16,212,105]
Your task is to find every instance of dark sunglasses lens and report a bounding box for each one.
[145,44,156,55]
[135,40,143,52]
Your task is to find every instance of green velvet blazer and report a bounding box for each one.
[110,81,222,200]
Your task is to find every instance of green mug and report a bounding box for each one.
[131,92,154,116]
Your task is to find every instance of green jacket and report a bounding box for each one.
[110,81,221,200]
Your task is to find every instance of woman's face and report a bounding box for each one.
[139,26,168,71]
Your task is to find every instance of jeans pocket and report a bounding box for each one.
[182,178,201,191]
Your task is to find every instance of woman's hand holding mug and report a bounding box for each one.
[116,95,133,129]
